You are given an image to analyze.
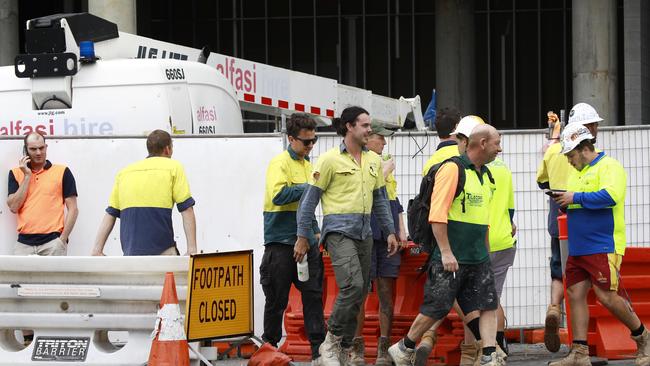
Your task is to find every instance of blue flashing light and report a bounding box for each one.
[79,41,96,60]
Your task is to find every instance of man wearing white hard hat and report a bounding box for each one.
[536,102,602,353]
[451,115,486,154]
[548,123,650,366]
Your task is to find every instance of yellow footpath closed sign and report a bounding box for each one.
[185,250,253,341]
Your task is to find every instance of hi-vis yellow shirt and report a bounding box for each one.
[487,158,516,252]
[422,141,460,177]
[536,142,571,191]
[296,143,395,241]
[263,148,319,246]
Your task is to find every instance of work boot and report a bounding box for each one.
[632,328,650,366]
[496,345,508,361]
[414,329,436,366]
[479,352,506,366]
[548,344,590,366]
[348,337,365,366]
[375,336,392,366]
[388,339,415,366]
[318,332,343,366]
[544,304,562,353]
[459,341,478,366]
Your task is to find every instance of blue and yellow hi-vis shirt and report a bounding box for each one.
[106,157,195,255]
[566,152,627,256]
[263,148,320,246]
[297,142,395,242]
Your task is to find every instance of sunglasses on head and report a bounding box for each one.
[293,136,318,146]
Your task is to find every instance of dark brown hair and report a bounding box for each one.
[147,129,172,156]
[434,107,461,138]
[287,113,317,137]
[331,106,369,137]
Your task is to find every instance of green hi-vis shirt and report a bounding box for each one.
[263,148,319,246]
[487,158,516,252]
[431,154,493,264]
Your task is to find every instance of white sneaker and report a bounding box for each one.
[388,339,415,366]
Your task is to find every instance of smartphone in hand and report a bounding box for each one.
[544,189,565,197]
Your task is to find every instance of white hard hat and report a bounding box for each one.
[568,102,603,125]
[451,115,485,137]
[560,123,594,154]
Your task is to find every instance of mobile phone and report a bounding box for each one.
[23,145,28,156]
[544,189,564,197]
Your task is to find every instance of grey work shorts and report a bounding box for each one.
[489,245,516,299]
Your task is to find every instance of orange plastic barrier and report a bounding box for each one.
[586,247,650,359]
[280,246,462,365]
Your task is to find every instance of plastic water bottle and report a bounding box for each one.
[297,256,309,282]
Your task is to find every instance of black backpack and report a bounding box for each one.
[407,156,467,254]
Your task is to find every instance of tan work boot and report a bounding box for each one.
[548,344,590,366]
[459,341,479,366]
[348,337,365,366]
[414,329,436,366]
[479,351,506,366]
[545,304,562,353]
[318,331,343,366]
[632,328,650,366]
[375,336,392,366]
[496,345,508,361]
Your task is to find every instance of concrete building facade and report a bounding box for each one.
[1,0,648,127]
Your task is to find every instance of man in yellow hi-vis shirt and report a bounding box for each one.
[260,113,325,363]
[92,130,197,256]
[486,157,517,356]
[296,106,399,366]
[421,108,461,177]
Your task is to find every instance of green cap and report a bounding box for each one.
[370,122,395,137]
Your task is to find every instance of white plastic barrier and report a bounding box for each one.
[0,256,188,365]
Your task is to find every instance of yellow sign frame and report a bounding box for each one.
[185,250,254,341]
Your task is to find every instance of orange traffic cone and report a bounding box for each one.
[148,272,190,366]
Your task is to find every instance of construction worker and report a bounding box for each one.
[548,123,650,366]
[259,113,325,363]
[415,115,488,366]
[349,122,407,366]
[486,157,517,355]
[296,106,399,366]
[92,130,197,256]
[389,124,504,366]
[421,108,462,176]
[536,102,601,353]
[7,132,79,256]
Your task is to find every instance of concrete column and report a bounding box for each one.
[0,0,18,67]
[624,0,649,125]
[88,0,136,34]
[572,0,617,125]
[435,0,475,114]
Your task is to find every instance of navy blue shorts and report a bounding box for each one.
[550,237,563,280]
[370,239,401,279]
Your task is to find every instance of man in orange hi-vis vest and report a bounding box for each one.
[6,132,78,256]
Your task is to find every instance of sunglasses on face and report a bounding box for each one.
[293,136,318,146]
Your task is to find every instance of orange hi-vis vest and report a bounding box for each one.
[11,165,67,235]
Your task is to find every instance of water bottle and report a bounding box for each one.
[297,256,309,282]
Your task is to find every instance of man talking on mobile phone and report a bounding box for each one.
[7,132,78,256]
